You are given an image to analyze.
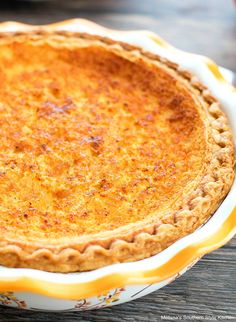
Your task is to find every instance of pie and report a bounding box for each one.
[0,31,234,272]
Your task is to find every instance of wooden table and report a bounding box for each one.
[0,1,235,321]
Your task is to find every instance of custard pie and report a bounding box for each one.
[0,32,234,272]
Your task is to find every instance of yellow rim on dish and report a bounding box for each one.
[0,206,235,300]
[148,33,236,92]
[0,20,235,300]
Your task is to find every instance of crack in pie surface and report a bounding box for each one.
[0,31,234,272]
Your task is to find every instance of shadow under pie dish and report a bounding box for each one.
[0,31,234,273]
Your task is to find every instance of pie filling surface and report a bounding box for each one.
[0,32,234,272]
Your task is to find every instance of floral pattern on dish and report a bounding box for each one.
[0,292,27,309]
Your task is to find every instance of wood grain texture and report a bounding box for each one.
[0,0,235,321]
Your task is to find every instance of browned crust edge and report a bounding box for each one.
[0,31,234,272]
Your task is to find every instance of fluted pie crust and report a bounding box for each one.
[0,31,234,272]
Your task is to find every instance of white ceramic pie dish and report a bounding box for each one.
[0,19,235,311]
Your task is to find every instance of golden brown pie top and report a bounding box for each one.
[0,32,234,272]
